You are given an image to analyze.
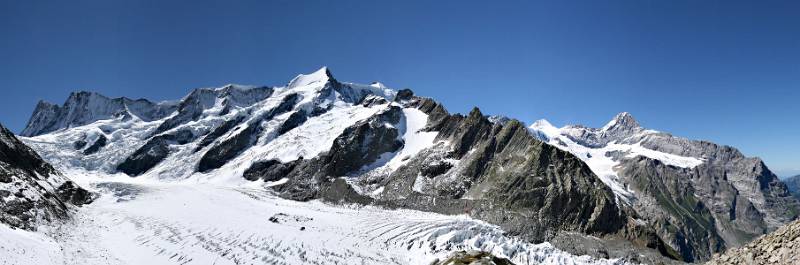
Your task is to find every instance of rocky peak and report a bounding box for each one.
[601,112,641,133]
[21,90,180,136]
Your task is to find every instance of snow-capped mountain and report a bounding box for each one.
[11,67,797,264]
[531,112,799,262]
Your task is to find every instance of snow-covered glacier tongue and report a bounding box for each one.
[11,66,767,264]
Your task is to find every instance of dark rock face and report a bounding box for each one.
[116,130,196,176]
[83,134,107,155]
[195,115,246,151]
[360,95,388,107]
[117,137,170,176]
[197,125,256,172]
[0,124,91,230]
[243,159,301,182]
[393,89,414,102]
[55,181,95,206]
[73,139,87,150]
[198,93,300,173]
[0,126,59,178]
[277,110,308,135]
[322,106,403,176]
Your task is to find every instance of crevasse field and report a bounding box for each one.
[1,171,627,265]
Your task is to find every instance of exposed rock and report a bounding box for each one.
[116,129,196,176]
[277,110,308,135]
[73,139,87,150]
[0,123,91,230]
[322,106,403,176]
[55,181,95,206]
[243,159,301,182]
[361,95,389,107]
[431,251,515,265]
[195,115,246,151]
[198,93,300,172]
[393,88,414,102]
[706,218,800,265]
[82,134,107,155]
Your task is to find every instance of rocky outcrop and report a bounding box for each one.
[198,93,300,172]
[82,134,107,155]
[243,159,301,182]
[432,251,515,265]
[117,130,196,176]
[706,219,800,265]
[277,110,308,135]
[322,106,403,176]
[195,115,246,151]
[0,124,92,230]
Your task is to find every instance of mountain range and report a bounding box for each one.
[1,67,797,264]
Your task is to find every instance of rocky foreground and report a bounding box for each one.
[706,219,800,265]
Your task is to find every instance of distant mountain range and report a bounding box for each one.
[4,67,798,264]
[783,175,800,199]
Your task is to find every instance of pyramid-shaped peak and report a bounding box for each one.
[531,119,555,129]
[601,112,640,132]
[287,66,335,88]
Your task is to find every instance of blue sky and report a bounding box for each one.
[1,0,798,176]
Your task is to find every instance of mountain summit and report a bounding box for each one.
[287,66,335,88]
[601,112,641,132]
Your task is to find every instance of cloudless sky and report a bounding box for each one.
[1,0,798,176]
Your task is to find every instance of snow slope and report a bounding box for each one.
[0,224,63,265]
[0,174,630,265]
[529,118,704,202]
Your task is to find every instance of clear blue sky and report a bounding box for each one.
[1,0,798,176]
